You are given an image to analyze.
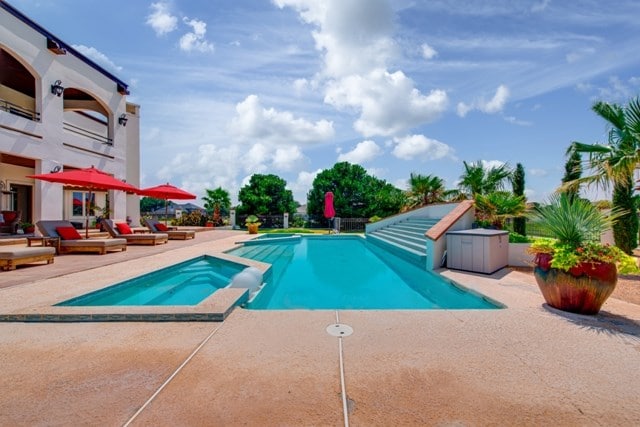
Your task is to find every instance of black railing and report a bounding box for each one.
[63,121,112,145]
[0,98,40,121]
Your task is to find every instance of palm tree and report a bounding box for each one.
[458,160,511,197]
[569,97,640,254]
[202,187,231,225]
[406,173,446,208]
[474,191,526,229]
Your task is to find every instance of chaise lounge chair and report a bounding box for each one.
[36,220,127,255]
[142,218,196,240]
[103,219,169,245]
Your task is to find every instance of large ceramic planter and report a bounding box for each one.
[533,261,617,315]
[247,223,259,234]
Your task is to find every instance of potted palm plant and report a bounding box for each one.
[528,193,637,314]
[245,215,262,234]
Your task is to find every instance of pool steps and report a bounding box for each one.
[366,217,440,268]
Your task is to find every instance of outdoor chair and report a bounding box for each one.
[142,218,196,240]
[0,210,21,234]
[36,220,127,255]
[103,219,169,245]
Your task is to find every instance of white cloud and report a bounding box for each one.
[337,140,382,164]
[566,47,595,64]
[273,146,306,171]
[275,0,396,77]
[457,84,509,117]
[391,134,456,161]
[421,43,438,60]
[146,2,178,36]
[325,69,448,136]
[289,169,322,202]
[503,116,532,126]
[531,0,552,13]
[179,18,214,52]
[72,45,122,73]
[528,168,548,177]
[480,160,507,169]
[229,94,334,145]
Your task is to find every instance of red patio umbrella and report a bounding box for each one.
[27,165,139,238]
[137,183,196,225]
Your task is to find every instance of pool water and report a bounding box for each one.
[227,236,499,310]
[57,256,246,306]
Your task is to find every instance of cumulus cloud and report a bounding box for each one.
[179,18,214,52]
[391,134,456,161]
[273,146,305,171]
[72,45,122,73]
[146,2,178,36]
[276,0,448,138]
[229,95,334,145]
[457,84,510,117]
[289,169,322,201]
[275,0,396,77]
[421,43,438,60]
[337,140,383,164]
[325,69,448,136]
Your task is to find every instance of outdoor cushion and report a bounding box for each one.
[56,226,82,240]
[116,223,133,234]
[3,212,16,223]
[155,223,169,231]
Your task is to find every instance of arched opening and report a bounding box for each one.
[62,88,112,145]
[0,47,39,121]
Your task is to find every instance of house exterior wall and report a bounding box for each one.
[0,2,140,226]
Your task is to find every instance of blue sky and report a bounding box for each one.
[12,0,640,204]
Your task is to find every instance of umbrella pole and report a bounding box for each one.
[85,190,92,239]
[165,199,168,226]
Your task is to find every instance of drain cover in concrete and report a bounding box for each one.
[326,323,353,337]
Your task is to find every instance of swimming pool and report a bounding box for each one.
[227,235,500,310]
[57,255,246,306]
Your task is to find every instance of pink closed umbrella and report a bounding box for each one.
[323,191,335,219]
[324,191,335,231]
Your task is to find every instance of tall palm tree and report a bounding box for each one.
[458,160,511,197]
[569,97,640,254]
[202,187,231,225]
[406,173,446,208]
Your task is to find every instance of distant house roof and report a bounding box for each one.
[0,0,129,94]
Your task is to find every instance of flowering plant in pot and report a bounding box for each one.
[528,194,638,314]
[245,215,262,234]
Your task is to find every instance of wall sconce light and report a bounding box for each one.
[50,80,64,97]
[118,113,128,126]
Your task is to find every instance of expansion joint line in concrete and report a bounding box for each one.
[122,323,225,427]
[335,310,350,427]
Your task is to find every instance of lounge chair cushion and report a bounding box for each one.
[116,223,133,234]
[56,226,82,240]
[155,223,169,231]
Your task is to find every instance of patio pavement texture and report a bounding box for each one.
[0,229,639,426]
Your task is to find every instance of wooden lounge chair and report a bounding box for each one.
[36,220,127,255]
[103,219,169,245]
[142,218,196,240]
[0,246,55,270]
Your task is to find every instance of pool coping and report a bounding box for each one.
[0,234,270,322]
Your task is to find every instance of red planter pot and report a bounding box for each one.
[533,263,617,315]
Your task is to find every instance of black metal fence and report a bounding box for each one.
[236,214,369,232]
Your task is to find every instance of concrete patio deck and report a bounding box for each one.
[0,230,639,425]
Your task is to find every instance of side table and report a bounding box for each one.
[27,236,61,254]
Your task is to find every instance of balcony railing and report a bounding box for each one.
[63,121,112,145]
[0,98,40,121]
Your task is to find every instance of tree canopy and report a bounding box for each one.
[237,174,297,215]
[458,160,512,197]
[307,162,403,218]
[140,196,168,213]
